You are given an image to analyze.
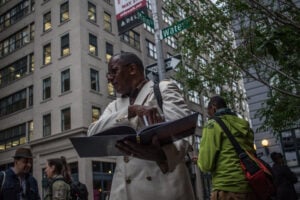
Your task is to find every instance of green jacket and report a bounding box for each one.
[198,114,255,192]
[44,175,70,200]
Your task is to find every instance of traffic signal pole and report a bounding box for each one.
[150,0,165,81]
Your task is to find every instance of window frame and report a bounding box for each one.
[43,43,51,65]
[105,42,113,62]
[90,68,99,91]
[103,12,112,32]
[43,113,51,137]
[61,107,71,131]
[60,1,69,23]
[120,30,140,49]
[61,69,70,93]
[88,2,97,22]
[146,39,157,59]
[61,33,70,56]
[42,77,51,100]
[89,33,98,56]
[43,11,51,32]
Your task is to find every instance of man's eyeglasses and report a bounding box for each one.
[106,63,131,79]
[106,71,116,79]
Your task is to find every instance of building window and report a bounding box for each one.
[146,0,152,10]
[88,2,96,22]
[104,12,112,32]
[0,0,31,32]
[280,128,300,166]
[90,69,99,91]
[29,53,34,72]
[92,161,115,200]
[31,0,35,11]
[143,23,154,34]
[60,1,69,23]
[43,11,51,32]
[165,36,177,49]
[69,162,79,181]
[29,86,33,106]
[43,43,51,65]
[61,69,70,93]
[30,23,35,40]
[162,9,174,25]
[61,107,71,131]
[0,89,27,117]
[0,0,12,7]
[61,33,70,56]
[92,106,101,122]
[28,121,33,142]
[0,56,27,88]
[0,123,26,151]
[89,33,98,56]
[43,113,51,137]
[146,40,157,59]
[107,82,115,96]
[188,90,200,104]
[0,25,33,58]
[105,42,113,62]
[120,30,140,49]
[43,77,51,100]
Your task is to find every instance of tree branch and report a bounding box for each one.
[248,0,300,30]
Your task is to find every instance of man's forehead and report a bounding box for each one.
[109,55,121,63]
[17,157,33,163]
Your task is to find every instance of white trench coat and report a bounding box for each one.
[88,80,195,200]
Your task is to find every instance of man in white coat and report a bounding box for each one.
[88,52,195,200]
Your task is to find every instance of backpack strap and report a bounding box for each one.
[0,171,5,193]
[153,83,163,111]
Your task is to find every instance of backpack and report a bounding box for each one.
[69,181,88,200]
[51,178,88,200]
[214,117,276,200]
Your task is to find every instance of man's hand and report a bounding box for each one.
[128,105,164,125]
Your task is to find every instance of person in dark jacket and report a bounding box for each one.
[0,148,41,200]
[271,152,298,200]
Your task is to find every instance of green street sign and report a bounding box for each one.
[137,10,154,29]
[161,17,192,39]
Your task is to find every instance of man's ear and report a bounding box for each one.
[212,105,217,114]
[128,63,138,75]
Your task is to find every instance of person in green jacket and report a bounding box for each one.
[44,156,71,200]
[198,96,256,200]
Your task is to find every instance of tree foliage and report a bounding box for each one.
[165,0,300,133]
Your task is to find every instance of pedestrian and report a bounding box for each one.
[0,147,41,200]
[44,156,71,200]
[88,52,195,200]
[197,95,256,200]
[270,152,298,200]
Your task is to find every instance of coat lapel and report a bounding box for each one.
[133,81,154,106]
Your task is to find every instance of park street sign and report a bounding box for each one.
[161,17,192,39]
[145,55,181,82]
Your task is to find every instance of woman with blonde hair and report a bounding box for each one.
[44,156,71,200]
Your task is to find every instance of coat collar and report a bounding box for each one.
[133,80,154,105]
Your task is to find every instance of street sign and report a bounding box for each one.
[145,55,182,81]
[161,17,192,39]
[137,10,154,28]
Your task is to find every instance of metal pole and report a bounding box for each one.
[150,0,165,81]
